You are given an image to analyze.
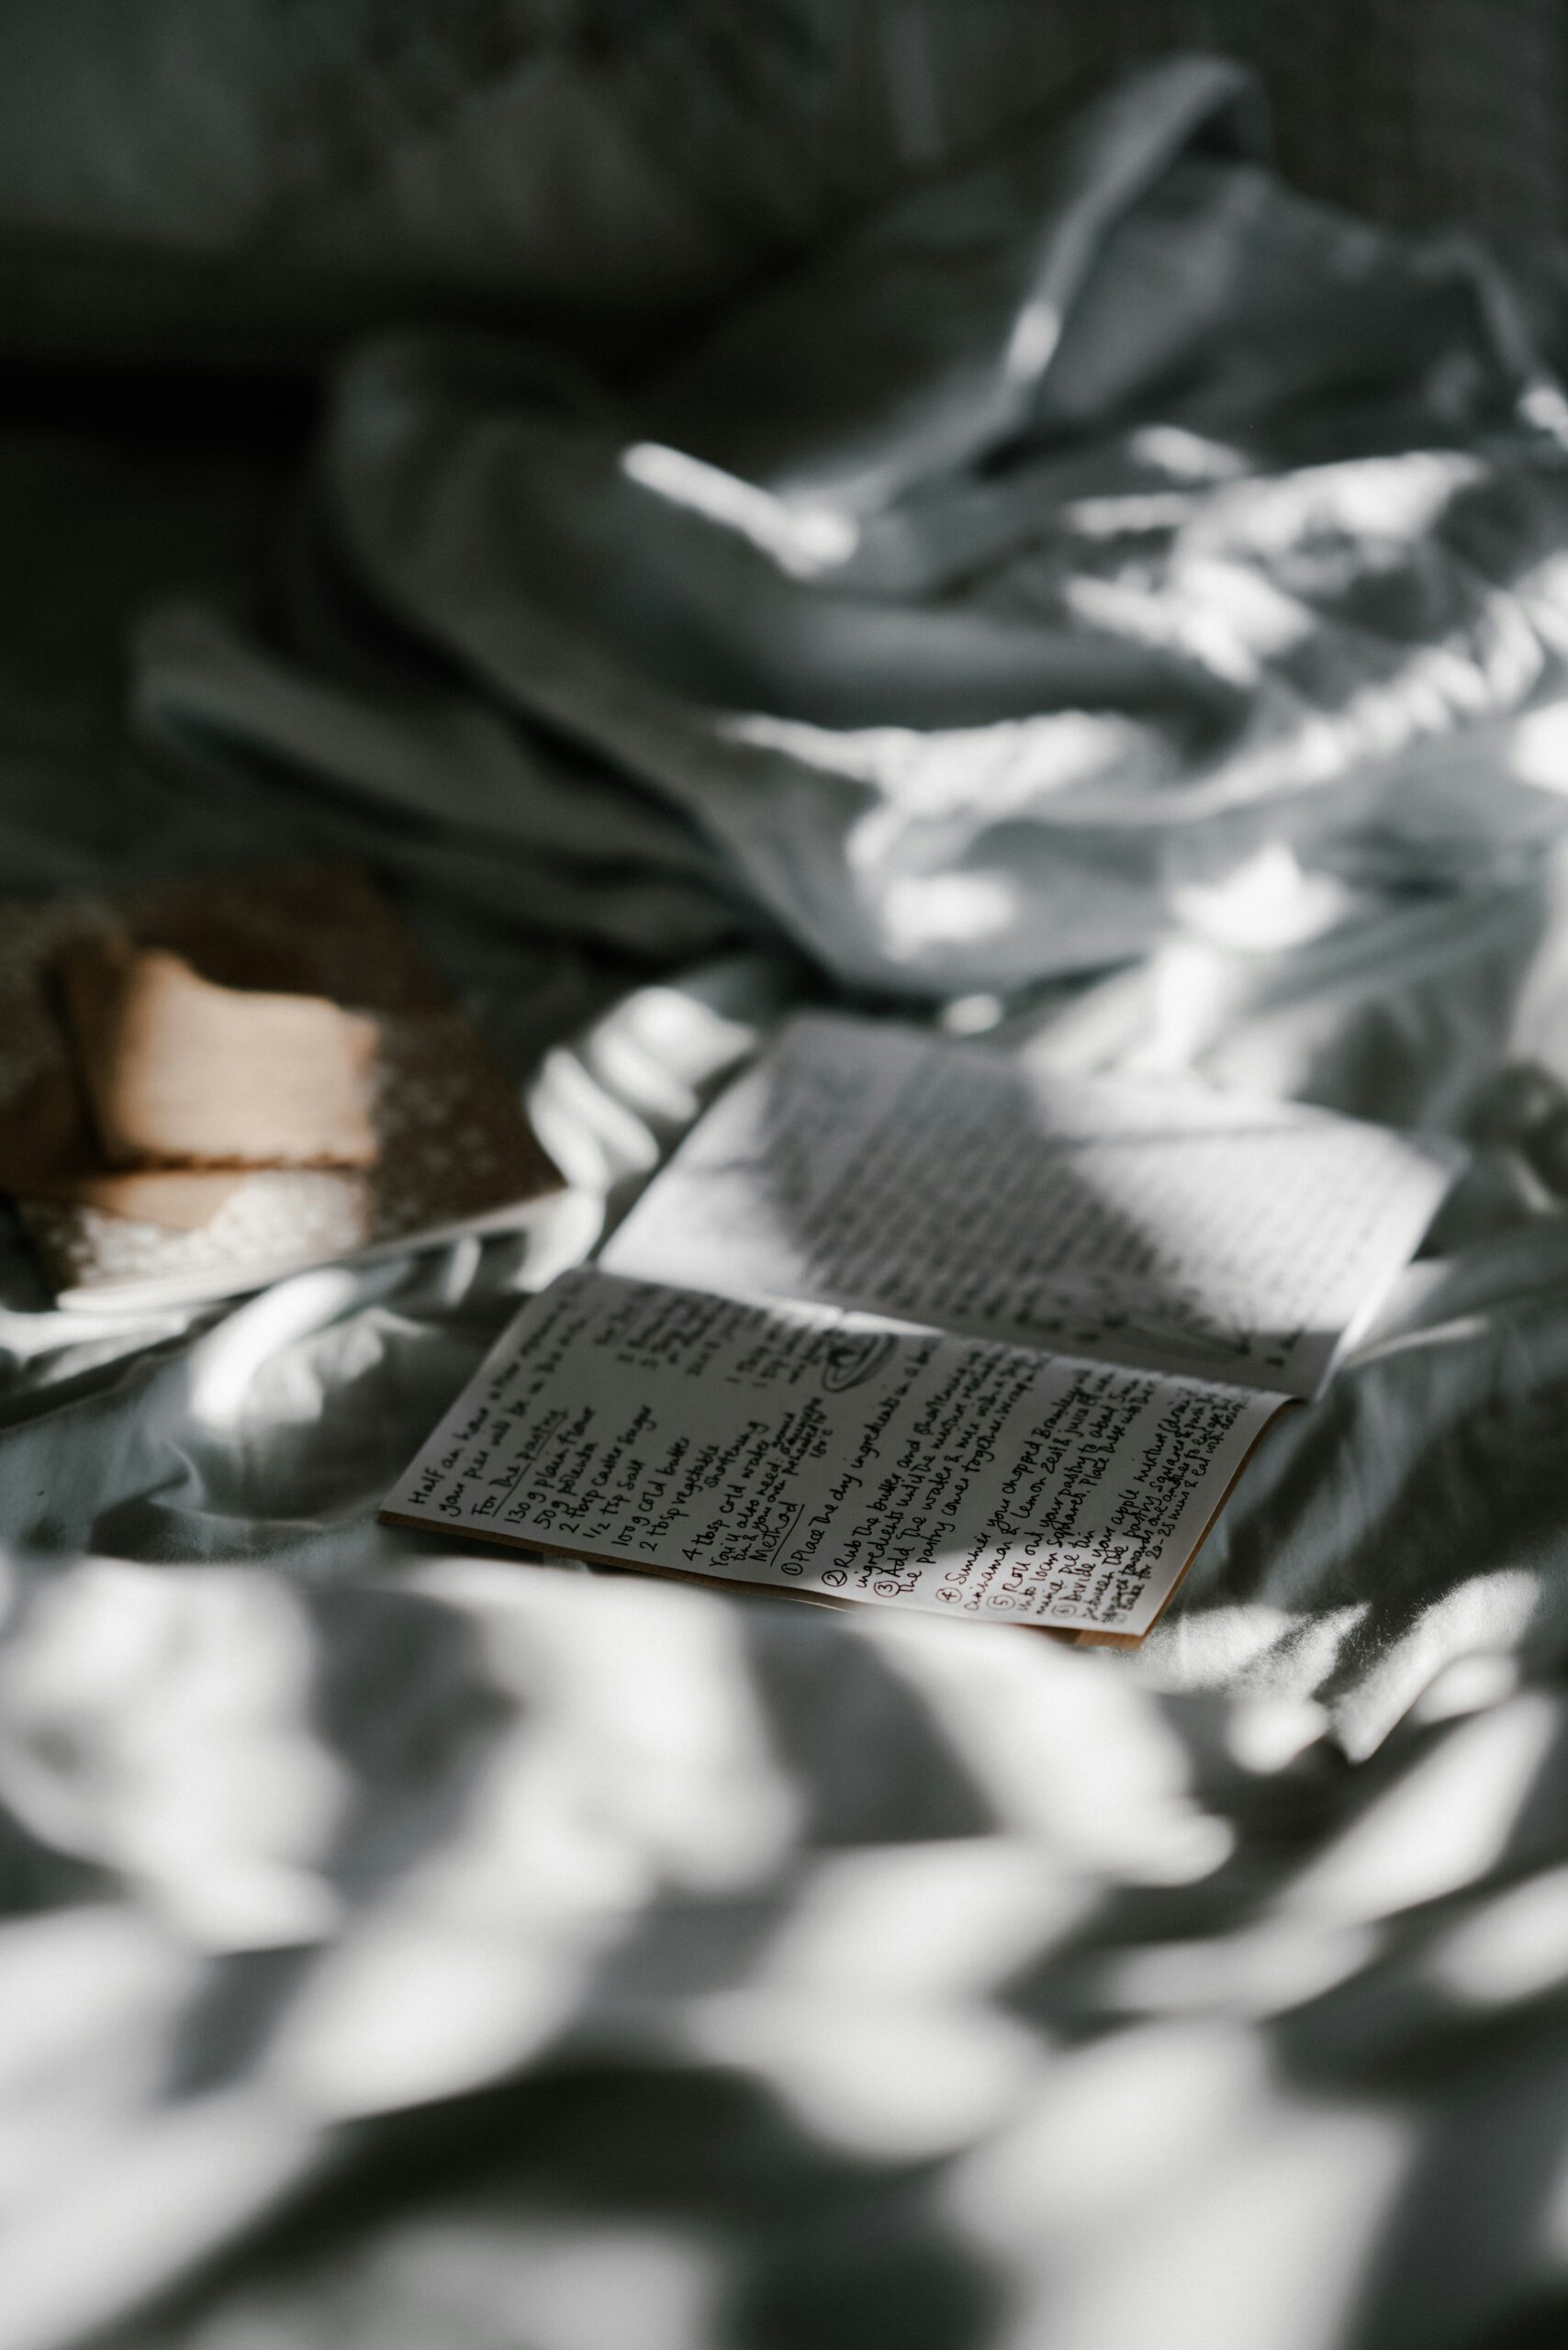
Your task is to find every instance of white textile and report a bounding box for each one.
[6,56,1568,2350]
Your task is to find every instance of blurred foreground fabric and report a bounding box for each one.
[6,49,1568,2350]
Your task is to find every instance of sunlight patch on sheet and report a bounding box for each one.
[328,2221,727,2350]
[691,1991,1039,2164]
[949,2020,1410,2350]
[1202,449,1484,559]
[879,869,1021,957]
[734,707,1143,801]
[433,1567,801,1899]
[1510,699,1568,795]
[1128,424,1247,483]
[0,2083,313,2350]
[269,1565,801,2118]
[621,442,857,576]
[1333,1572,1543,1762]
[1170,845,1359,953]
[270,1912,593,2119]
[187,1263,389,1431]
[1411,1651,1522,1724]
[1099,1920,1380,2020]
[1039,2104,1407,2350]
[0,1906,196,2216]
[941,990,1007,1035]
[949,2019,1268,2244]
[1159,1602,1369,1696]
[1226,1693,1332,1774]
[1171,555,1316,663]
[1288,1693,1560,1925]
[533,1042,662,1193]
[688,1840,1057,2158]
[586,985,760,1127]
[0,1563,347,1949]
[865,1616,1235,1884]
[1429,1863,1568,2007]
[1004,297,1061,383]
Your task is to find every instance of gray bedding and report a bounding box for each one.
[6,58,1568,2348]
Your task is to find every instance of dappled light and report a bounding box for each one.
[6,19,1568,2350]
[688,1839,1058,2158]
[1429,1863,1568,2008]
[0,1565,347,1950]
[954,2047,1411,2350]
[1286,1695,1562,1926]
[622,442,860,579]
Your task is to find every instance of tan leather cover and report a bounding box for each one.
[59,937,379,1171]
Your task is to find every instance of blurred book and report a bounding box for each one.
[0,862,562,1310]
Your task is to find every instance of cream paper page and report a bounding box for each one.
[383,1267,1285,1640]
[602,1013,1459,1399]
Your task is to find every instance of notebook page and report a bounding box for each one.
[603,1014,1459,1399]
[383,1268,1286,1642]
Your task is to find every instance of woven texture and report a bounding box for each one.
[248,2,1568,256]
[603,0,1568,240]
[0,1,1561,368]
[1052,0,1568,229]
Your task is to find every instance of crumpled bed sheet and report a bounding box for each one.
[6,52,1568,2350]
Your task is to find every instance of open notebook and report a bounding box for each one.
[383,1014,1459,1645]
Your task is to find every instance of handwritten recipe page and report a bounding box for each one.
[603,1014,1458,1398]
[384,1269,1285,1641]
